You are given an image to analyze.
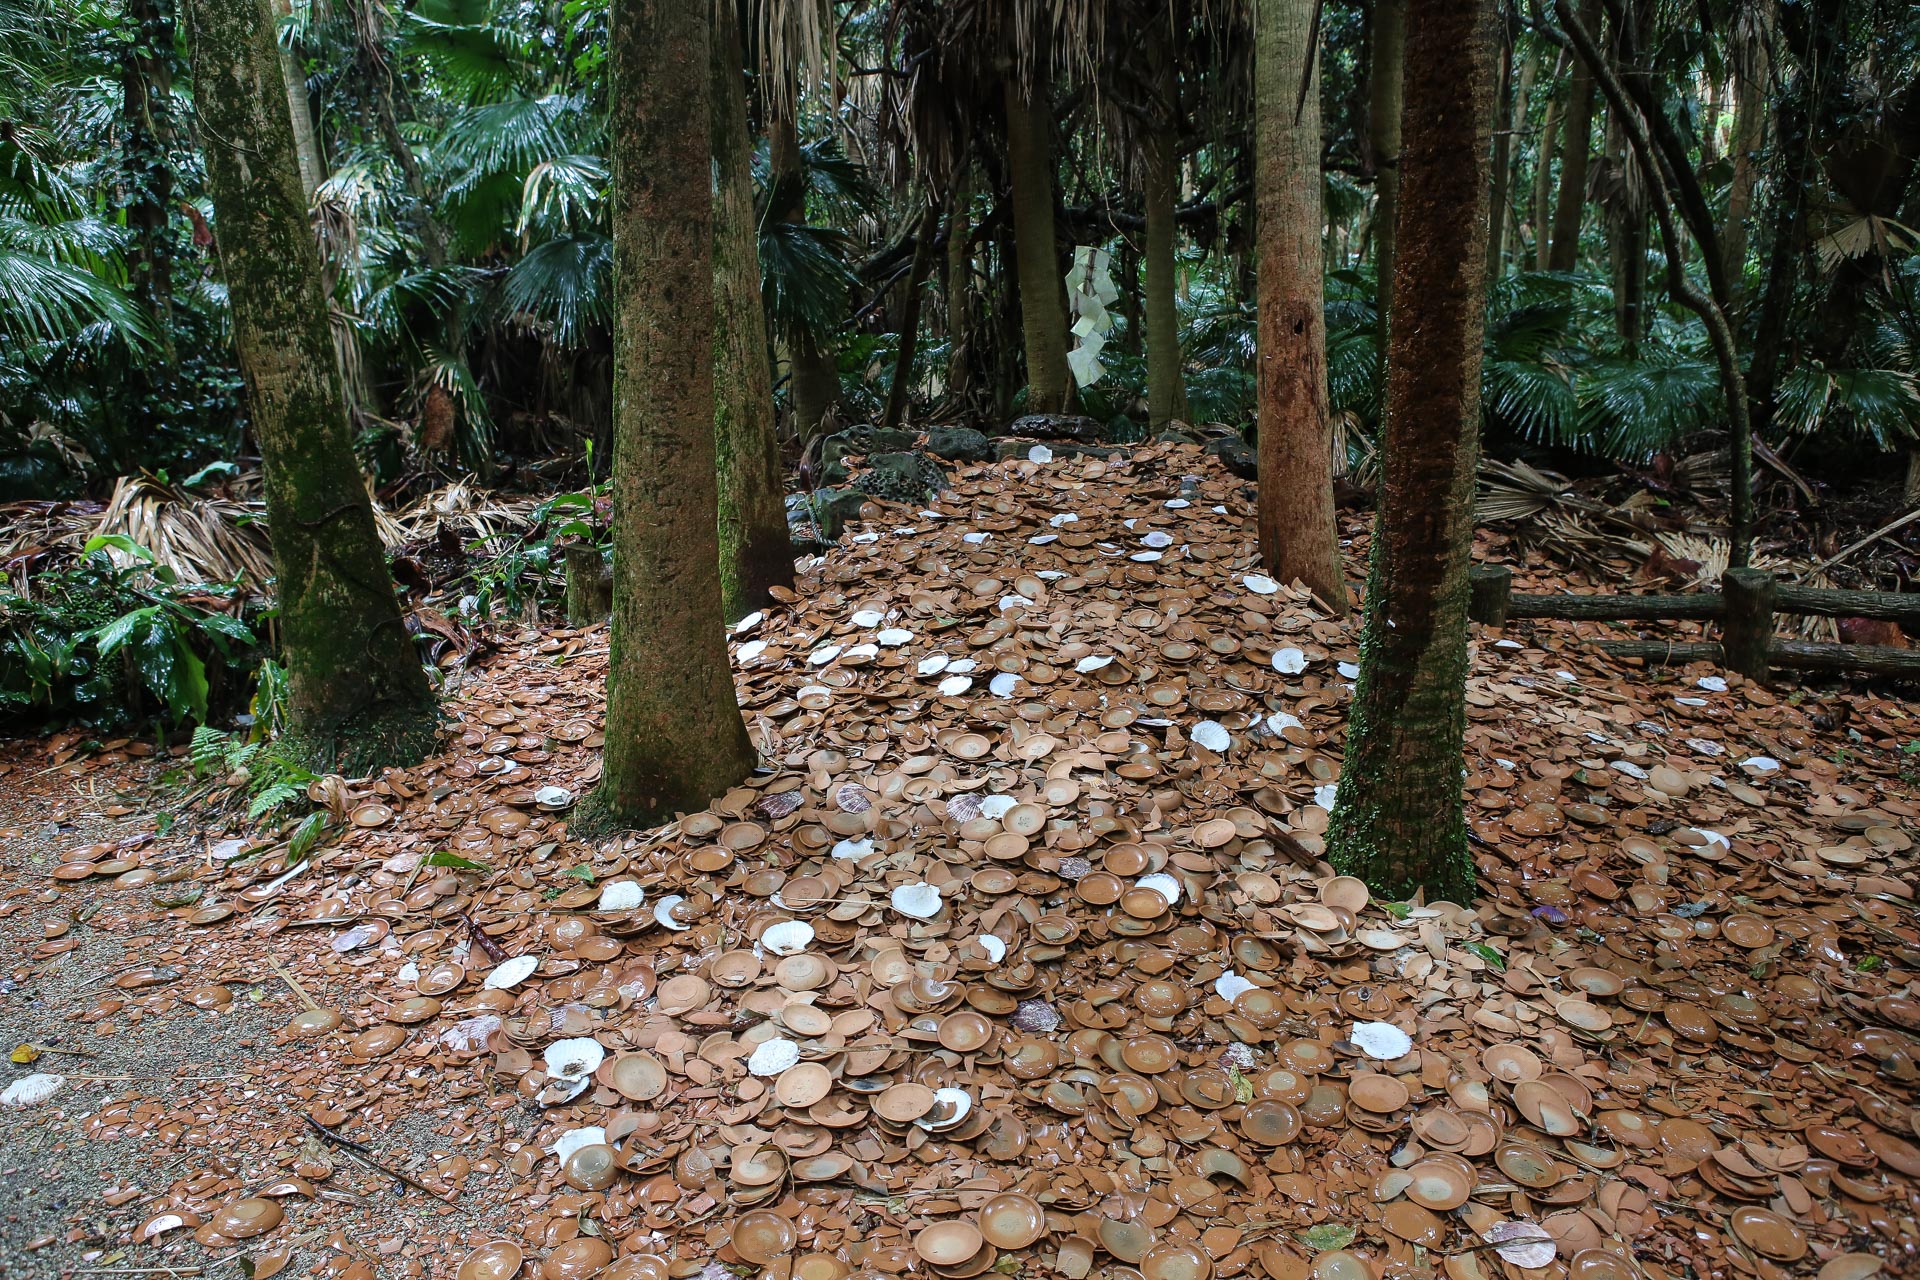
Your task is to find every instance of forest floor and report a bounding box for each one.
[0,440,1916,1280]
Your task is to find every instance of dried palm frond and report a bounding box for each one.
[89,476,276,586]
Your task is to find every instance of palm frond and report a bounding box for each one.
[498,232,611,349]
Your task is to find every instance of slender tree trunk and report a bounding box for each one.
[882,201,941,433]
[588,0,754,827]
[1532,82,1562,269]
[710,5,793,620]
[1005,77,1071,415]
[1145,43,1185,429]
[180,0,433,768]
[1722,5,1771,302]
[1369,0,1407,335]
[945,167,972,401]
[1485,22,1516,281]
[1255,0,1347,612]
[269,0,325,197]
[1604,112,1647,355]
[1325,0,1497,903]
[1548,0,1597,271]
[770,105,839,437]
[122,0,174,333]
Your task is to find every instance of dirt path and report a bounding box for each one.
[0,745,496,1279]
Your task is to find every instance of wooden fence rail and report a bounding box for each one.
[1467,564,1920,682]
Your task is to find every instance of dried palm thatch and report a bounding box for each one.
[89,476,277,585]
[1,475,541,597]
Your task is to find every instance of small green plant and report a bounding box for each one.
[1,538,259,730]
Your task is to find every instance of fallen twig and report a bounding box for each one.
[303,1116,452,1200]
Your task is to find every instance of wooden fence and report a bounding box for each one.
[1467,565,1920,682]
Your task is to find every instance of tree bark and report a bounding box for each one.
[1144,42,1185,430]
[588,0,754,827]
[269,0,325,197]
[1604,115,1647,354]
[1547,0,1597,271]
[1005,76,1071,415]
[1532,80,1563,269]
[121,0,175,332]
[710,4,794,621]
[882,201,941,434]
[1484,21,1516,282]
[1325,0,1497,903]
[945,167,973,401]
[180,0,434,769]
[770,104,839,438]
[1722,5,1771,303]
[1368,0,1407,335]
[1254,0,1347,612]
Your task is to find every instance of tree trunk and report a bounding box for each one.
[882,201,941,434]
[1547,0,1597,271]
[1145,43,1185,430]
[1604,116,1647,354]
[180,0,433,769]
[770,105,839,438]
[588,0,754,827]
[1005,77,1071,415]
[1484,22,1515,282]
[1722,5,1771,302]
[1368,0,1407,335]
[945,167,973,401]
[270,0,325,197]
[1496,37,1539,276]
[1254,0,1347,613]
[710,5,793,621]
[1532,82,1562,269]
[121,0,175,333]
[1325,0,1497,903]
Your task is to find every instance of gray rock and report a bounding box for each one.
[789,487,870,545]
[1205,436,1257,480]
[924,425,994,462]
[1005,413,1106,443]
[853,451,948,503]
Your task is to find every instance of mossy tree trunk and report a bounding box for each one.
[1547,0,1597,271]
[1144,40,1185,430]
[588,0,754,828]
[1722,3,1771,303]
[121,0,175,335]
[1255,0,1347,613]
[1531,68,1563,270]
[1368,0,1406,337]
[1005,76,1071,415]
[710,4,794,620]
[1325,0,1497,905]
[180,0,434,771]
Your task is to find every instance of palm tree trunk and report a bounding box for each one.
[1145,44,1185,430]
[945,167,972,400]
[1605,113,1647,355]
[179,0,434,770]
[1368,0,1407,334]
[1255,0,1347,613]
[883,202,941,433]
[1326,0,1497,903]
[270,0,325,197]
[1532,77,1562,269]
[1005,77,1071,415]
[711,4,793,620]
[770,105,839,437]
[1722,2,1772,302]
[1484,22,1515,281]
[587,0,754,827]
[121,0,175,333]
[1547,0,1597,271]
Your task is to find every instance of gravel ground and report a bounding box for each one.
[0,743,493,1279]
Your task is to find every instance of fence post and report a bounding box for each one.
[1468,565,1513,627]
[565,544,613,627]
[1721,568,1776,684]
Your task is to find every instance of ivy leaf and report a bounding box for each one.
[1465,942,1507,970]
